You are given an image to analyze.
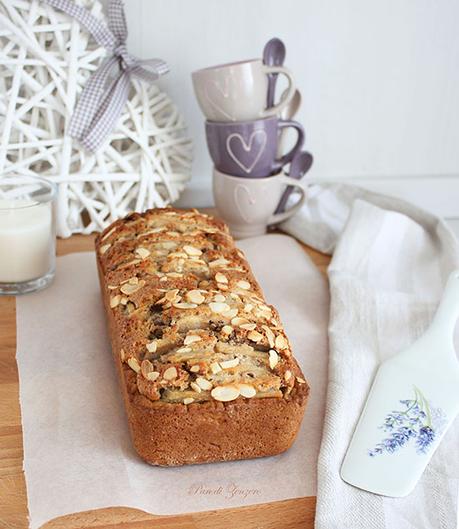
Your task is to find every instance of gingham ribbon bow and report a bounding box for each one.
[44,0,169,152]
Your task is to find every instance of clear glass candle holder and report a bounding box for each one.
[0,176,57,295]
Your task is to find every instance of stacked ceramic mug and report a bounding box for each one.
[192,49,312,239]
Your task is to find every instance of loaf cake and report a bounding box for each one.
[95,208,309,466]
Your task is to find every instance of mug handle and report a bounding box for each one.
[261,65,296,117]
[269,175,306,225]
[277,120,305,166]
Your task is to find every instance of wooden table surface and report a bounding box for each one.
[0,229,330,529]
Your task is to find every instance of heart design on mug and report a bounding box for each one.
[226,130,268,174]
[234,183,257,223]
[204,78,234,120]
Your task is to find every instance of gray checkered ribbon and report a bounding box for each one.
[44,0,169,152]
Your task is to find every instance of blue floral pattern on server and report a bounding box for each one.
[369,387,446,457]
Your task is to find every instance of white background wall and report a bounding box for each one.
[119,0,459,221]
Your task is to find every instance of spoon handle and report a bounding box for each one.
[274,182,295,214]
[267,74,278,108]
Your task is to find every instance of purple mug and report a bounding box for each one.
[205,116,304,178]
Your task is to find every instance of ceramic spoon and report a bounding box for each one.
[274,151,313,214]
[263,38,286,108]
[341,270,459,497]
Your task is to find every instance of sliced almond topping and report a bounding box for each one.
[239,384,257,398]
[141,359,154,377]
[231,317,249,326]
[165,289,180,301]
[162,242,178,250]
[166,231,180,237]
[173,302,198,309]
[143,227,164,235]
[244,303,254,312]
[101,226,117,241]
[184,334,202,345]
[262,325,275,348]
[237,280,251,290]
[117,258,141,269]
[186,290,205,304]
[120,297,128,305]
[159,276,168,282]
[210,362,222,374]
[190,381,202,393]
[190,365,201,373]
[169,252,188,259]
[163,366,178,380]
[108,285,118,290]
[183,245,202,256]
[211,385,240,402]
[269,349,279,369]
[167,272,183,278]
[275,335,288,350]
[120,281,145,295]
[127,357,140,373]
[222,308,238,319]
[209,258,230,267]
[285,370,292,381]
[177,346,192,354]
[146,341,157,353]
[215,272,228,284]
[240,323,257,331]
[258,303,272,313]
[296,377,307,384]
[135,247,151,259]
[220,358,239,369]
[209,302,230,314]
[119,348,126,362]
[147,371,160,382]
[247,330,263,343]
[222,325,234,335]
[110,295,121,308]
[213,293,226,303]
[99,243,111,255]
[183,397,194,405]
[196,377,212,390]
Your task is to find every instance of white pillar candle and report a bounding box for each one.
[0,199,54,283]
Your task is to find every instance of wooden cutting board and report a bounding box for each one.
[0,224,330,529]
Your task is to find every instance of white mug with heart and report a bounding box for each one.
[212,167,306,238]
[192,59,296,122]
[206,117,304,177]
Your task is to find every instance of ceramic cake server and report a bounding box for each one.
[341,270,459,497]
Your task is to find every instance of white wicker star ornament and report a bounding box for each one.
[0,0,192,237]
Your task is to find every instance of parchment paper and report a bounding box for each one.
[16,234,329,529]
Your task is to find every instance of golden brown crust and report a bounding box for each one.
[95,207,309,466]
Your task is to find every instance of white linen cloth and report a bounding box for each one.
[282,184,459,529]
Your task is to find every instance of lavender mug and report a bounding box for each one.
[206,117,304,178]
